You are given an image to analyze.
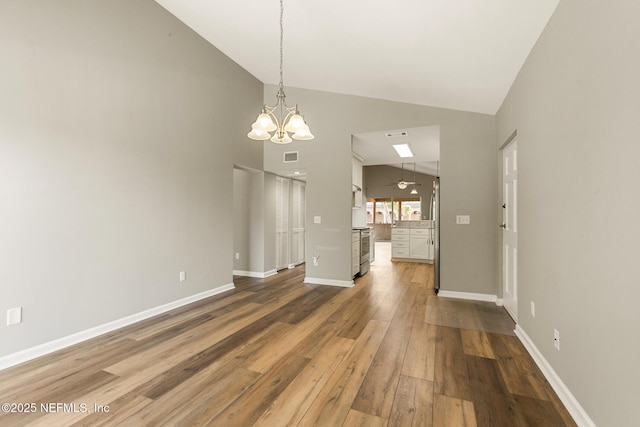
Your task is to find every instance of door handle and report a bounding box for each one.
[502,203,506,208]
[500,224,507,229]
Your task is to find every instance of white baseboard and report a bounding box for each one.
[515,325,596,427]
[233,270,277,278]
[0,282,235,371]
[437,290,499,304]
[304,277,354,288]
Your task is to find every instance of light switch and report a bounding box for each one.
[314,216,321,224]
[179,271,186,282]
[456,215,471,225]
[7,307,22,326]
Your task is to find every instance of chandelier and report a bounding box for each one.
[247,0,314,144]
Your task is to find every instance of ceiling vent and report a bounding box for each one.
[284,151,299,163]
[385,131,408,138]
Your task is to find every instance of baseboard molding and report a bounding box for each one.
[437,290,499,304]
[515,325,596,427]
[233,270,277,278]
[0,282,235,371]
[304,277,354,288]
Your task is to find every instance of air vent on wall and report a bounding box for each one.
[284,151,299,163]
[385,131,408,138]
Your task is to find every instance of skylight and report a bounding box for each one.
[392,143,414,158]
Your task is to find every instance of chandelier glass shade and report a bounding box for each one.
[247,0,314,144]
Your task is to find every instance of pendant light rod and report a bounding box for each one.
[279,0,284,90]
[411,163,419,194]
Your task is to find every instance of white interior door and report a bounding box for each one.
[502,140,518,320]
[290,179,305,267]
[275,177,289,271]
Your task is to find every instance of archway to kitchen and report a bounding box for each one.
[352,126,440,291]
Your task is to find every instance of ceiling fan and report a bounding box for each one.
[385,163,421,189]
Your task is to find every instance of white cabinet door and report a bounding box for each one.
[410,236,429,259]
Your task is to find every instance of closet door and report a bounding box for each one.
[291,180,306,266]
[275,177,289,270]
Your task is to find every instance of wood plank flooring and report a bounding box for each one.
[0,243,576,426]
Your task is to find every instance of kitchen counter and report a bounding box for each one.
[391,221,434,262]
[392,220,434,229]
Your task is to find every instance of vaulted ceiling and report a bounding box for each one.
[155,0,559,115]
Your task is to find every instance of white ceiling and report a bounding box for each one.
[353,126,440,176]
[154,0,559,115]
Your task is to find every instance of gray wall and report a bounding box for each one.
[233,168,251,272]
[264,86,497,293]
[0,0,263,357]
[496,1,640,425]
[364,165,437,219]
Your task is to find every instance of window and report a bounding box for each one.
[366,198,421,224]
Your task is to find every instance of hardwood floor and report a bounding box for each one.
[0,244,576,426]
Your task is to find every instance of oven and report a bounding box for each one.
[359,228,371,275]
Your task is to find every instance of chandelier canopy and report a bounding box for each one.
[247,0,314,144]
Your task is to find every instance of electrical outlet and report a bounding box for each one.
[553,329,560,350]
[531,301,536,317]
[235,252,240,260]
[179,271,186,282]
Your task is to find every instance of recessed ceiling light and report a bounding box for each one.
[392,143,414,158]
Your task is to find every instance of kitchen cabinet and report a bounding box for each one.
[392,227,434,262]
[352,155,363,208]
[409,228,429,259]
[391,228,411,258]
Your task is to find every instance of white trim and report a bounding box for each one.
[438,290,499,304]
[0,283,235,371]
[233,270,277,278]
[495,298,504,306]
[515,325,596,427]
[304,277,354,288]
